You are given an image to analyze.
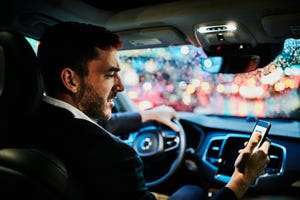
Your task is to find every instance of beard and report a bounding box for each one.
[77,83,113,120]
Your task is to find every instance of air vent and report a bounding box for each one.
[265,144,285,175]
[206,139,223,166]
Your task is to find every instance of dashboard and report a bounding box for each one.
[178,113,300,197]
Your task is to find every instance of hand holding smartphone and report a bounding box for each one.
[250,120,271,152]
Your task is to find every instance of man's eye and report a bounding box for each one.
[105,73,114,77]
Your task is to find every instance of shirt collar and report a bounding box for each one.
[43,95,98,125]
[43,95,119,139]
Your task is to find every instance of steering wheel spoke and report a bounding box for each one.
[163,133,180,152]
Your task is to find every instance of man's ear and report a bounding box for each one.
[61,68,79,93]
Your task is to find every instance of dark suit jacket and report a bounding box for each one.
[18,101,237,200]
[24,101,156,200]
[98,112,237,200]
[97,112,238,200]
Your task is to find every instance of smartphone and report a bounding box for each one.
[250,120,271,151]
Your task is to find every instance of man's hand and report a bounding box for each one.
[225,132,271,199]
[140,105,180,132]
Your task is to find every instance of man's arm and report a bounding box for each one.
[140,105,180,132]
[212,132,271,200]
[98,105,180,135]
[97,112,142,134]
[211,187,238,200]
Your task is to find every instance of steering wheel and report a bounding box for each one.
[123,119,186,187]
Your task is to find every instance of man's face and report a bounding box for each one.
[78,47,124,120]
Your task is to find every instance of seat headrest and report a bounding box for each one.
[0,30,44,117]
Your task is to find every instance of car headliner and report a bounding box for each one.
[0,0,299,72]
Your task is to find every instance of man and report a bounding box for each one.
[30,21,270,200]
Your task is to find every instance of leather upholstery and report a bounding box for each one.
[0,148,68,199]
[0,30,71,199]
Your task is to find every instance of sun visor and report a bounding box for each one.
[262,12,300,38]
[17,13,61,38]
[116,26,190,50]
[194,20,256,53]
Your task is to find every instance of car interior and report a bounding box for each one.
[0,0,299,199]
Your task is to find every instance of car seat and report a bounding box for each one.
[0,30,70,199]
[0,148,69,199]
[0,30,43,119]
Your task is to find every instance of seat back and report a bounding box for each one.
[0,148,69,199]
[0,30,71,199]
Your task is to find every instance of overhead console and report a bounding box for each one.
[202,133,286,185]
[193,20,282,73]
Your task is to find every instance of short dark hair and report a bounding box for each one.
[37,21,122,95]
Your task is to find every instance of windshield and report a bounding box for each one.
[25,37,300,120]
[117,38,300,120]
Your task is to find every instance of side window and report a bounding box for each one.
[25,37,39,55]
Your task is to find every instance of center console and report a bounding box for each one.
[203,133,286,184]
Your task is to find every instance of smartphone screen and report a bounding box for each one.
[251,120,271,152]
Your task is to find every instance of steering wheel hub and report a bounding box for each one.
[133,129,164,157]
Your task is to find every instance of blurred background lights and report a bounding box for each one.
[138,101,153,110]
[179,81,187,90]
[180,45,190,54]
[191,79,201,87]
[145,59,157,73]
[186,84,196,94]
[239,86,264,99]
[123,70,139,86]
[182,92,192,105]
[261,67,283,84]
[127,91,138,99]
[203,58,212,68]
[143,82,152,91]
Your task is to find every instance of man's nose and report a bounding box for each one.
[114,75,125,92]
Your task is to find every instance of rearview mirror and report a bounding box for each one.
[201,55,260,73]
[201,42,283,74]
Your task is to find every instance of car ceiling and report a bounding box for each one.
[83,0,177,12]
[1,0,300,69]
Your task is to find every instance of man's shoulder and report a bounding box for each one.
[34,102,120,141]
[38,101,73,118]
